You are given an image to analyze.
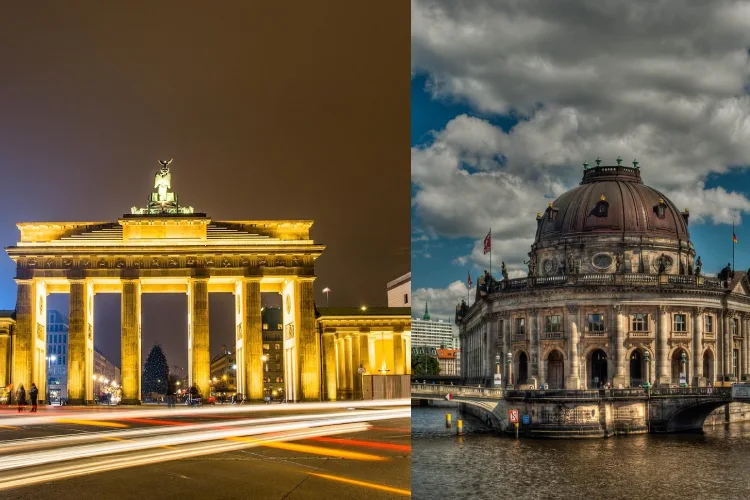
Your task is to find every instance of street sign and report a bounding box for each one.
[509,409,519,423]
[493,374,502,386]
[445,394,453,401]
[357,367,366,374]
[522,414,530,425]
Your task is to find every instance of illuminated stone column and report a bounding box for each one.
[336,336,346,398]
[565,305,580,389]
[393,331,405,375]
[190,278,210,399]
[121,279,142,404]
[344,335,353,398]
[296,277,320,400]
[657,306,670,386]
[352,334,362,399]
[12,280,34,395]
[323,333,337,401]
[528,308,539,387]
[68,280,94,405]
[693,308,705,387]
[360,330,371,370]
[0,332,8,387]
[613,304,627,388]
[242,278,263,400]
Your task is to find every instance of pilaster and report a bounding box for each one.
[68,280,94,405]
[242,278,263,400]
[120,279,141,404]
[565,305,580,389]
[190,278,210,399]
[613,304,627,388]
[12,280,34,396]
[693,307,705,387]
[323,333,337,401]
[657,305,670,386]
[296,277,319,401]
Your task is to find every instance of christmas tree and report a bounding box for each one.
[142,343,169,395]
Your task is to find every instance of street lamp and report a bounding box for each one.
[45,355,56,404]
[506,352,513,388]
[322,287,331,307]
[495,355,501,386]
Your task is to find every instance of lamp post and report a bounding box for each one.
[322,287,331,307]
[680,351,687,387]
[45,355,56,404]
[495,354,501,387]
[506,352,513,389]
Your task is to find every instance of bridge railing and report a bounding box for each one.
[648,387,731,397]
[411,384,504,399]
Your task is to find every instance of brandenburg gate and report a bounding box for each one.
[4,160,324,404]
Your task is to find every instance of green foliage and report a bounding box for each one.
[411,353,440,376]
[142,343,170,395]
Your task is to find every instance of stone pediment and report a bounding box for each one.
[730,272,750,296]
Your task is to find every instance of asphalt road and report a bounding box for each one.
[0,401,411,499]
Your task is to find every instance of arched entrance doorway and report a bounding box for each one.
[671,348,689,386]
[589,349,608,388]
[547,350,564,389]
[518,352,528,385]
[629,349,643,387]
[703,349,714,386]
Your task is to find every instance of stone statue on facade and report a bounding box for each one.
[524,255,536,276]
[501,261,509,280]
[694,256,702,276]
[567,254,574,275]
[657,254,668,274]
[615,253,622,273]
[483,269,497,292]
[718,263,734,282]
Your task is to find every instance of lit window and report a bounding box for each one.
[588,314,605,332]
[545,315,562,333]
[705,315,713,333]
[277,324,282,330]
[631,313,648,332]
[673,314,687,332]
[263,324,268,330]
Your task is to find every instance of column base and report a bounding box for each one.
[120,399,142,405]
[692,376,706,387]
[526,376,538,389]
[613,375,628,389]
[565,376,580,390]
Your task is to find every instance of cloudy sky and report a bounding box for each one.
[411,0,750,320]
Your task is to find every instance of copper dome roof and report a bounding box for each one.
[535,165,690,244]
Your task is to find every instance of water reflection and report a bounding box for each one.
[412,405,750,500]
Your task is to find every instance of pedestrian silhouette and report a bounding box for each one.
[16,384,26,413]
[30,383,39,412]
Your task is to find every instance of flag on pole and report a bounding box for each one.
[483,230,492,254]
[467,271,473,289]
[733,232,738,244]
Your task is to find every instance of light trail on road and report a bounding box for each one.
[0,399,411,427]
[0,408,408,453]
[0,423,371,491]
[0,409,410,472]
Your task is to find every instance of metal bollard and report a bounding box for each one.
[446,413,452,428]
[457,419,464,436]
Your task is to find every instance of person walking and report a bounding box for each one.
[16,384,26,413]
[29,383,39,412]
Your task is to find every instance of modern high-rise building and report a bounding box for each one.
[411,302,459,348]
[210,345,236,395]
[387,272,411,307]
[46,310,69,402]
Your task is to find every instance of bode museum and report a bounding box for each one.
[457,158,750,390]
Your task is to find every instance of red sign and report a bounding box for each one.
[445,394,453,401]
[509,409,519,423]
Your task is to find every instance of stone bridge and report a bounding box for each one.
[412,384,747,437]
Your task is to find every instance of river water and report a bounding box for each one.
[412,405,750,500]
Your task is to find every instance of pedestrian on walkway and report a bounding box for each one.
[16,384,26,413]
[29,383,39,412]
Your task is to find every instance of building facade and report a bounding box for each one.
[387,272,411,307]
[93,348,120,400]
[437,348,459,376]
[412,304,458,348]
[210,345,236,394]
[262,307,285,399]
[46,310,69,402]
[458,161,750,390]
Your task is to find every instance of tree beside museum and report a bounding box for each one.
[142,343,169,396]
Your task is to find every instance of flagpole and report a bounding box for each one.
[733,220,736,272]
[489,228,492,277]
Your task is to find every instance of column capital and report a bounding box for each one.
[296,276,316,283]
[242,276,262,283]
[566,304,579,314]
[613,304,623,313]
[695,307,705,316]
[659,305,670,314]
[14,278,33,285]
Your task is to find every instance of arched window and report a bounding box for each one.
[654,198,667,219]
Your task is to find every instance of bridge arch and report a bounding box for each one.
[652,398,728,433]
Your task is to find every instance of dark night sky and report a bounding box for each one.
[0,2,409,370]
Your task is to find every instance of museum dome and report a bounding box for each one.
[534,160,690,246]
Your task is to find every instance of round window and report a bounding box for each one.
[652,254,673,273]
[543,259,556,275]
[592,253,612,270]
